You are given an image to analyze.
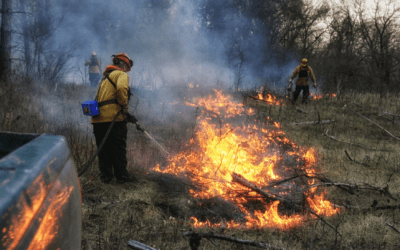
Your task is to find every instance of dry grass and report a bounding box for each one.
[2,79,400,249]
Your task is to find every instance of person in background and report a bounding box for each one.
[287,58,317,104]
[85,52,102,87]
[92,53,141,184]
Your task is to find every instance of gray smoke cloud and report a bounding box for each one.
[51,0,297,90]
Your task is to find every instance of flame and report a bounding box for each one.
[2,176,48,250]
[2,177,74,250]
[255,92,284,106]
[310,92,337,100]
[307,191,340,217]
[154,89,339,229]
[27,181,73,250]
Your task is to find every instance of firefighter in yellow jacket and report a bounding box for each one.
[92,53,138,184]
[85,52,102,87]
[288,58,316,104]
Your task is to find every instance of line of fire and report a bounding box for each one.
[153,89,340,230]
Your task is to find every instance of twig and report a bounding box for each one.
[231,173,341,235]
[309,182,397,201]
[266,174,309,188]
[350,108,400,141]
[344,150,371,167]
[362,204,400,211]
[382,111,400,118]
[324,130,383,151]
[183,231,286,250]
[386,223,400,235]
[231,173,296,205]
[127,240,158,250]
[292,120,334,126]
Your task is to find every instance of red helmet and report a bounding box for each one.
[112,53,134,70]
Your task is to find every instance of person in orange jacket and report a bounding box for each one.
[92,53,139,184]
[287,58,317,104]
[85,52,102,87]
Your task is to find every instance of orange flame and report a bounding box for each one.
[310,92,337,100]
[27,181,74,250]
[2,177,74,250]
[255,92,284,106]
[2,176,48,250]
[154,89,339,229]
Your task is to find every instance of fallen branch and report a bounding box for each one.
[127,240,158,250]
[379,114,400,124]
[183,231,286,250]
[324,130,381,151]
[292,120,334,126]
[382,110,400,118]
[266,174,309,188]
[350,108,400,141]
[386,223,400,235]
[231,173,341,237]
[344,150,371,167]
[231,173,296,205]
[309,182,397,201]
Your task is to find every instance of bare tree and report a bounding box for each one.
[14,0,75,84]
[355,0,400,91]
[0,0,12,81]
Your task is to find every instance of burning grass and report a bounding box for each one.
[154,90,340,230]
[3,79,400,249]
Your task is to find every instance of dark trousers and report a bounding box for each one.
[293,85,310,104]
[89,73,101,88]
[93,121,128,181]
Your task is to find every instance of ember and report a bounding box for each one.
[154,89,340,229]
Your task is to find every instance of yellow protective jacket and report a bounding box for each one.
[289,65,316,86]
[85,57,102,73]
[91,70,129,123]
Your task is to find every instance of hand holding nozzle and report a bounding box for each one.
[136,123,144,132]
[125,113,137,124]
[287,79,293,91]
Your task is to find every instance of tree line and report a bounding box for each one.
[1,0,399,94]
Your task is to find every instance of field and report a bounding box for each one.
[2,79,400,250]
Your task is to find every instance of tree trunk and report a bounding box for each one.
[18,0,31,76]
[0,0,12,81]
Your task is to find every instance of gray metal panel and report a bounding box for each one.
[0,133,81,250]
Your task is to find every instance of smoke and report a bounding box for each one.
[51,0,297,90]
[14,0,302,129]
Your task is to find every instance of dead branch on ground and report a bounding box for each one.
[231,173,296,205]
[291,120,334,126]
[324,130,385,151]
[382,110,400,118]
[231,173,341,237]
[350,108,400,141]
[183,231,286,250]
[309,182,397,201]
[344,150,371,167]
[386,223,400,235]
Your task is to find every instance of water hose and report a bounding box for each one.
[78,110,123,177]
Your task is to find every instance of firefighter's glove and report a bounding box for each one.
[126,113,138,124]
[313,82,317,88]
[287,80,293,91]
[136,123,144,132]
